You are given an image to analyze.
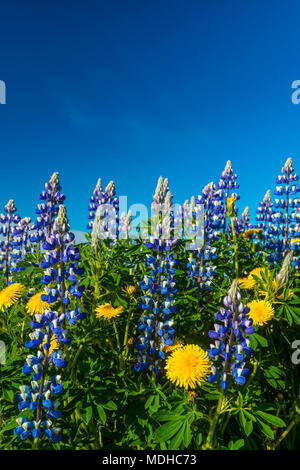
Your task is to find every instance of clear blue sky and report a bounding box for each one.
[0,1,300,230]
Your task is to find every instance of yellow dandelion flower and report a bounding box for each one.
[239,267,266,289]
[249,267,267,279]
[238,277,254,289]
[124,285,136,295]
[26,292,55,315]
[0,283,25,311]
[243,228,263,239]
[95,303,124,320]
[248,300,274,326]
[165,344,211,389]
[164,338,184,353]
[41,334,59,355]
[243,229,255,238]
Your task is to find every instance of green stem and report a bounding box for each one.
[220,188,229,259]
[123,310,132,348]
[32,438,40,450]
[70,343,83,381]
[221,412,231,436]
[203,387,225,449]
[244,359,258,388]
[122,310,133,360]
[272,419,295,450]
[231,217,239,278]
[112,320,121,351]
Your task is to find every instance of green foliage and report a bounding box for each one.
[0,234,299,450]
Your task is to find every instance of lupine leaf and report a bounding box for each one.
[256,411,286,427]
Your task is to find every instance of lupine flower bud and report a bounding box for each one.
[208,282,254,389]
[276,252,293,289]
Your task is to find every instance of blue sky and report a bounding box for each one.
[0,1,300,230]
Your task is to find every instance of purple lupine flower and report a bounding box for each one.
[135,177,178,374]
[14,204,86,443]
[207,280,254,389]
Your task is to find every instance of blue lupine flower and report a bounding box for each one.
[88,179,120,248]
[185,182,221,292]
[135,177,178,373]
[217,161,240,234]
[14,204,86,444]
[207,280,254,390]
[269,158,300,266]
[0,200,29,282]
[30,172,65,242]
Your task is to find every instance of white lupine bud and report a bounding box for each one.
[228,279,241,305]
[49,172,60,193]
[223,160,233,176]
[105,180,115,197]
[283,157,294,174]
[5,199,16,213]
[276,252,293,289]
[190,195,196,213]
[53,205,70,235]
[263,190,271,204]
[242,206,250,222]
[94,178,102,194]
[153,176,164,204]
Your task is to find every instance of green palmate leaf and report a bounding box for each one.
[169,425,185,450]
[154,420,183,443]
[3,389,14,403]
[185,295,198,302]
[284,306,293,325]
[239,410,246,429]
[256,411,286,427]
[196,432,203,447]
[182,420,192,447]
[97,404,107,425]
[155,413,184,422]
[149,395,160,414]
[228,439,245,450]
[160,441,167,451]
[263,365,286,389]
[145,395,155,410]
[156,389,167,401]
[266,366,285,378]
[289,309,300,325]
[256,419,274,439]
[244,420,253,437]
[103,400,118,411]
[250,335,258,349]
[115,294,128,308]
[252,333,268,347]
[82,405,93,425]
[243,410,256,422]
[2,418,18,433]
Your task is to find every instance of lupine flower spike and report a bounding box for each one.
[135,177,178,374]
[14,204,86,443]
[207,280,254,389]
[30,172,65,245]
[272,158,299,264]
